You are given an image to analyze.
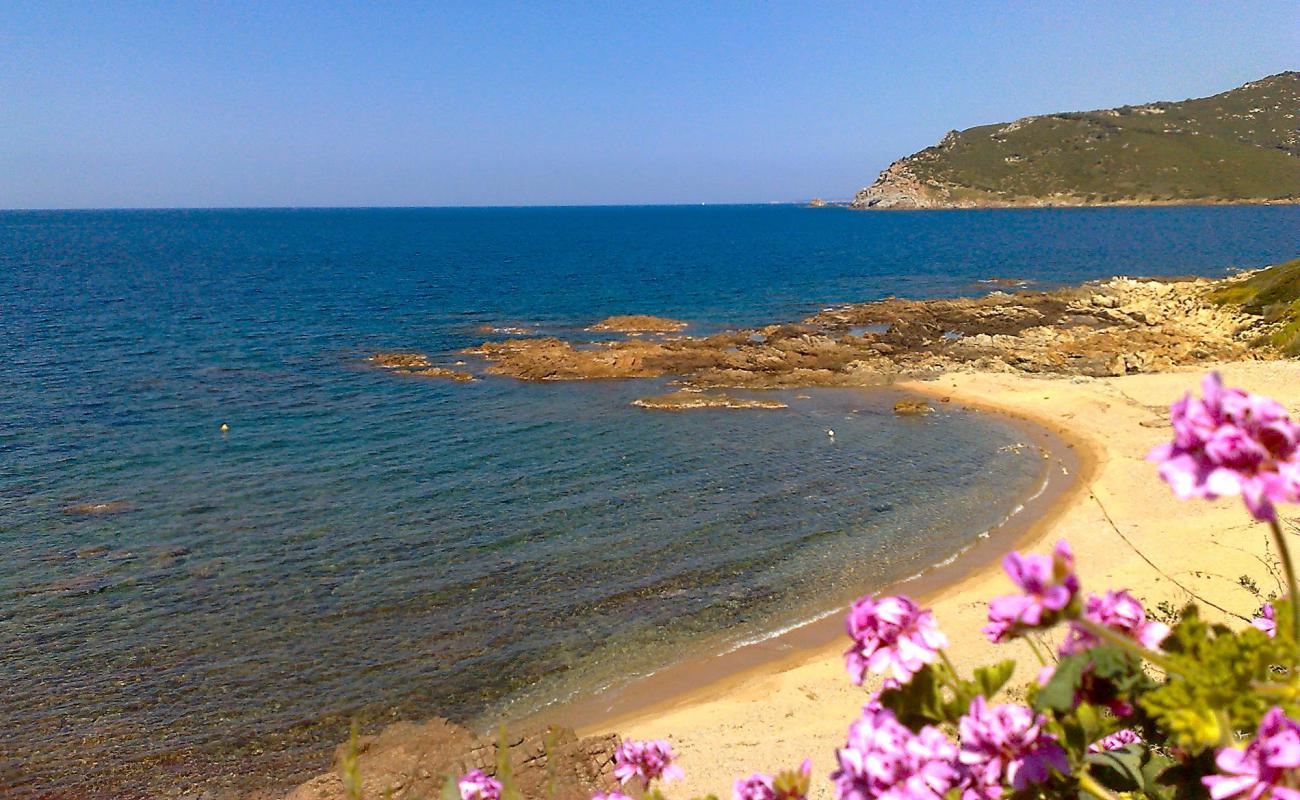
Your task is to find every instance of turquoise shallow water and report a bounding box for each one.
[3,205,1299,798]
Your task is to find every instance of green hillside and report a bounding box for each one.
[854,72,1300,208]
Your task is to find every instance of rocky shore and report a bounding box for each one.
[382,268,1287,400]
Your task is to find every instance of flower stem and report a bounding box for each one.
[937,649,967,693]
[1025,636,1049,667]
[1074,618,1186,678]
[1078,769,1123,800]
[1268,517,1300,646]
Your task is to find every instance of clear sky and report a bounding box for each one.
[2,1,1297,209]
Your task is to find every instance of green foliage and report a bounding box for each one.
[1209,258,1300,355]
[879,659,1018,729]
[1140,604,1297,753]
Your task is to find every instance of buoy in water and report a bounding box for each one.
[827,429,835,437]
[220,423,229,433]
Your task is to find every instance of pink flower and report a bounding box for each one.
[735,773,776,800]
[1254,604,1278,638]
[844,595,948,685]
[1204,707,1300,800]
[1059,589,1170,655]
[458,770,503,800]
[1148,372,1300,521]
[613,739,683,786]
[1089,729,1143,753]
[982,541,1079,643]
[832,702,960,800]
[591,793,634,800]
[957,697,1069,799]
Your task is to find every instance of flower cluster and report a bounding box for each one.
[614,739,684,786]
[1204,708,1300,800]
[832,702,960,800]
[1148,371,1300,521]
[958,697,1069,799]
[983,540,1079,642]
[1059,589,1170,655]
[844,595,948,685]
[832,695,1067,800]
[458,769,503,800]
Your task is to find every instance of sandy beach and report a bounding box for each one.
[590,360,1300,799]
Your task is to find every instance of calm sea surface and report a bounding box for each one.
[3,205,1299,798]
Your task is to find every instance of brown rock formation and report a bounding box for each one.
[466,275,1271,390]
[586,315,689,333]
[283,719,617,800]
[369,353,476,381]
[892,397,932,415]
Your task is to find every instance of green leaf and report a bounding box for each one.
[973,659,1017,699]
[1035,653,1091,713]
[441,776,461,800]
[1085,744,1144,792]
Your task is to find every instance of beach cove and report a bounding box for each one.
[595,361,1300,800]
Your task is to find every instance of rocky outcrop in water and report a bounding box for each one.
[586,315,688,333]
[368,353,476,381]
[282,719,617,800]
[462,274,1274,389]
[632,390,788,410]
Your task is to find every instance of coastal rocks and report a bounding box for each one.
[368,352,431,369]
[632,391,787,411]
[283,719,617,800]
[407,367,477,382]
[892,397,932,415]
[453,272,1275,391]
[368,352,476,381]
[586,315,688,333]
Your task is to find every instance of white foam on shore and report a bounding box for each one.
[721,606,843,654]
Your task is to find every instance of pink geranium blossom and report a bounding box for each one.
[1089,729,1143,753]
[613,739,683,786]
[1254,603,1278,638]
[735,773,776,800]
[458,770,503,800]
[1059,589,1170,655]
[1148,372,1300,521]
[832,701,960,800]
[591,793,634,800]
[844,595,948,685]
[983,540,1079,643]
[735,761,812,800]
[958,697,1069,799]
[1204,707,1300,800]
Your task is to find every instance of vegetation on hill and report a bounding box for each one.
[854,72,1300,208]
[1211,257,1300,355]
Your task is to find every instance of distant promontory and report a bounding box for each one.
[853,71,1300,209]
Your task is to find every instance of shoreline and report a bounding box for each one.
[578,363,1298,800]
[550,384,1098,738]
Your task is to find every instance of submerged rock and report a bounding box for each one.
[368,352,431,370]
[63,500,132,515]
[283,718,617,800]
[405,367,477,382]
[586,315,688,333]
[632,391,787,411]
[369,352,477,381]
[892,397,932,416]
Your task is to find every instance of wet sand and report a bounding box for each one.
[578,362,1299,800]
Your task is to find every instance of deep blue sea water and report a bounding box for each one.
[3,205,1298,798]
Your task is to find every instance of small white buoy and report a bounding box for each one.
[220,423,229,433]
[827,429,835,437]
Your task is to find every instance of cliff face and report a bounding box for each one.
[852,71,1300,209]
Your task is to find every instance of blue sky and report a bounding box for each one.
[2,2,1297,208]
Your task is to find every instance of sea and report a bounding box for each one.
[3,204,1299,798]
